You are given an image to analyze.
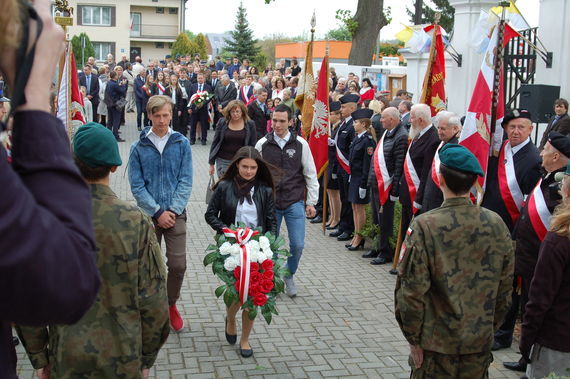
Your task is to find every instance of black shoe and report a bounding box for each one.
[336,232,351,241]
[347,240,365,251]
[310,215,323,224]
[371,256,392,265]
[137,126,142,131]
[329,230,343,238]
[116,137,125,142]
[389,268,398,275]
[492,340,510,351]
[326,223,339,230]
[240,345,253,358]
[362,250,379,258]
[225,318,236,345]
[503,361,527,372]
[190,141,195,145]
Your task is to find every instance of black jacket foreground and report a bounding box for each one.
[0,111,100,378]
[209,119,257,165]
[205,179,277,235]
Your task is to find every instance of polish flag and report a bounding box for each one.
[459,22,519,201]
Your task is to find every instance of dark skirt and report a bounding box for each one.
[348,175,369,204]
[327,165,339,190]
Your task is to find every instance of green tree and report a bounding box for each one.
[406,0,455,33]
[70,33,95,68]
[224,2,260,61]
[172,32,195,59]
[194,33,208,60]
[325,26,352,41]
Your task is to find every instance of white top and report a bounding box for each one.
[274,131,291,150]
[147,127,173,154]
[235,187,258,228]
[512,137,531,155]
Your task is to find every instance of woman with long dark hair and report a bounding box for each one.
[209,100,257,178]
[205,146,277,358]
[164,74,184,134]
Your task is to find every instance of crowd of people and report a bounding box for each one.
[2,0,570,377]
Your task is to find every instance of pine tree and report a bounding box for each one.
[407,0,455,33]
[224,2,260,61]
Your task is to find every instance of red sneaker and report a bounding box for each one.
[169,304,185,332]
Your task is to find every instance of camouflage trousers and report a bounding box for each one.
[410,350,493,379]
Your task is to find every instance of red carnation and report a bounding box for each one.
[234,267,241,280]
[253,293,267,306]
[261,259,274,271]
[249,283,261,296]
[262,270,274,281]
[250,271,262,283]
[261,279,274,293]
[250,262,259,272]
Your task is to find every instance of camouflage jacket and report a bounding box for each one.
[17,184,169,378]
[395,197,514,355]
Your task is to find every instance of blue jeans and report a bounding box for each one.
[275,201,305,277]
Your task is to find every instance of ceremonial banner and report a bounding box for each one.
[295,41,315,139]
[309,56,330,177]
[459,22,519,201]
[420,24,446,116]
[57,45,85,139]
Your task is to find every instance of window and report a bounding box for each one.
[92,42,113,61]
[156,7,164,14]
[155,42,164,49]
[130,12,141,37]
[82,6,111,26]
[169,8,178,14]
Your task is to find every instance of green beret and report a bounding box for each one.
[73,122,122,167]
[439,144,484,177]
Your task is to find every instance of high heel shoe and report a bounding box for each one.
[326,223,339,230]
[225,318,237,345]
[347,239,365,251]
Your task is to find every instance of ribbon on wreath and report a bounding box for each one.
[222,227,260,305]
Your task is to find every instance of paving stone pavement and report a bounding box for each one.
[15,115,522,378]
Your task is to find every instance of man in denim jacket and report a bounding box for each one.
[128,95,193,332]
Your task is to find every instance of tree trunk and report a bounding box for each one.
[413,0,423,24]
[348,0,387,66]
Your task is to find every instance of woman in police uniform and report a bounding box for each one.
[326,101,342,229]
[347,108,376,250]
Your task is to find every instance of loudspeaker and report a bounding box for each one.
[518,84,561,123]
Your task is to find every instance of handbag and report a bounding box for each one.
[115,97,127,110]
[205,174,215,204]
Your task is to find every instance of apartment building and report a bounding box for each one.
[56,0,187,63]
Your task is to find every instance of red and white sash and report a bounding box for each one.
[373,130,392,205]
[526,179,552,241]
[157,83,166,95]
[240,86,251,103]
[403,140,420,214]
[431,141,445,188]
[335,122,351,174]
[222,227,260,305]
[497,141,524,223]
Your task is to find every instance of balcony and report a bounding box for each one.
[130,24,179,41]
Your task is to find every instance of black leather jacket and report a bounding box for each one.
[204,179,277,234]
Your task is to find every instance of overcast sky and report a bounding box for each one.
[185,0,539,41]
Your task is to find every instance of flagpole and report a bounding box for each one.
[321,41,331,235]
[419,13,440,105]
[490,3,509,142]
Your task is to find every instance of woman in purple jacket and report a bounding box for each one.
[520,162,570,378]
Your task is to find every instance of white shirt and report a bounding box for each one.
[357,130,367,138]
[147,127,173,154]
[235,187,258,228]
[511,137,531,155]
[274,131,291,150]
[418,124,433,139]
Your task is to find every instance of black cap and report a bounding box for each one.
[330,101,341,112]
[502,108,532,126]
[339,93,360,104]
[548,131,570,157]
[351,108,374,120]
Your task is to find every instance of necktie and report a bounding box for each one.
[553,115,560,126]
[86,76,91,91]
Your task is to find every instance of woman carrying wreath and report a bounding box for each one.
[205,146,277,357]
[209,100,257,178]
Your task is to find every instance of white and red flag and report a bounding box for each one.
[57,45,85,139]
[458,22,519,201]
[309,57,330,178]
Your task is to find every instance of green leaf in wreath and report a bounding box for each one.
[213,261,224,275]
[248,307,257,321]
[224,288,234,308]
[203,251,218,266]
[215,285,226,298]
[261,308,272,324]
[205,243,218,252]
[216,234,227,245]
[274,278,284,293]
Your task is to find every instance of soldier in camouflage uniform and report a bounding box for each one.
[16,123,170,378]
[395,144,514,378]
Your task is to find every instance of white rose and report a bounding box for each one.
[262,248,274,261]
[259,236,270,250]
[247,240,260,252]
[224,255,239,271]
[219,242,232,255]
[230,243,241,257]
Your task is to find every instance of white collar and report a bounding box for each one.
[511,137,531,155]
[418,124,433,138]
[357,130,367,138]
[343,116,352,123]
[275,131,291,142]
[147,127,173,139]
